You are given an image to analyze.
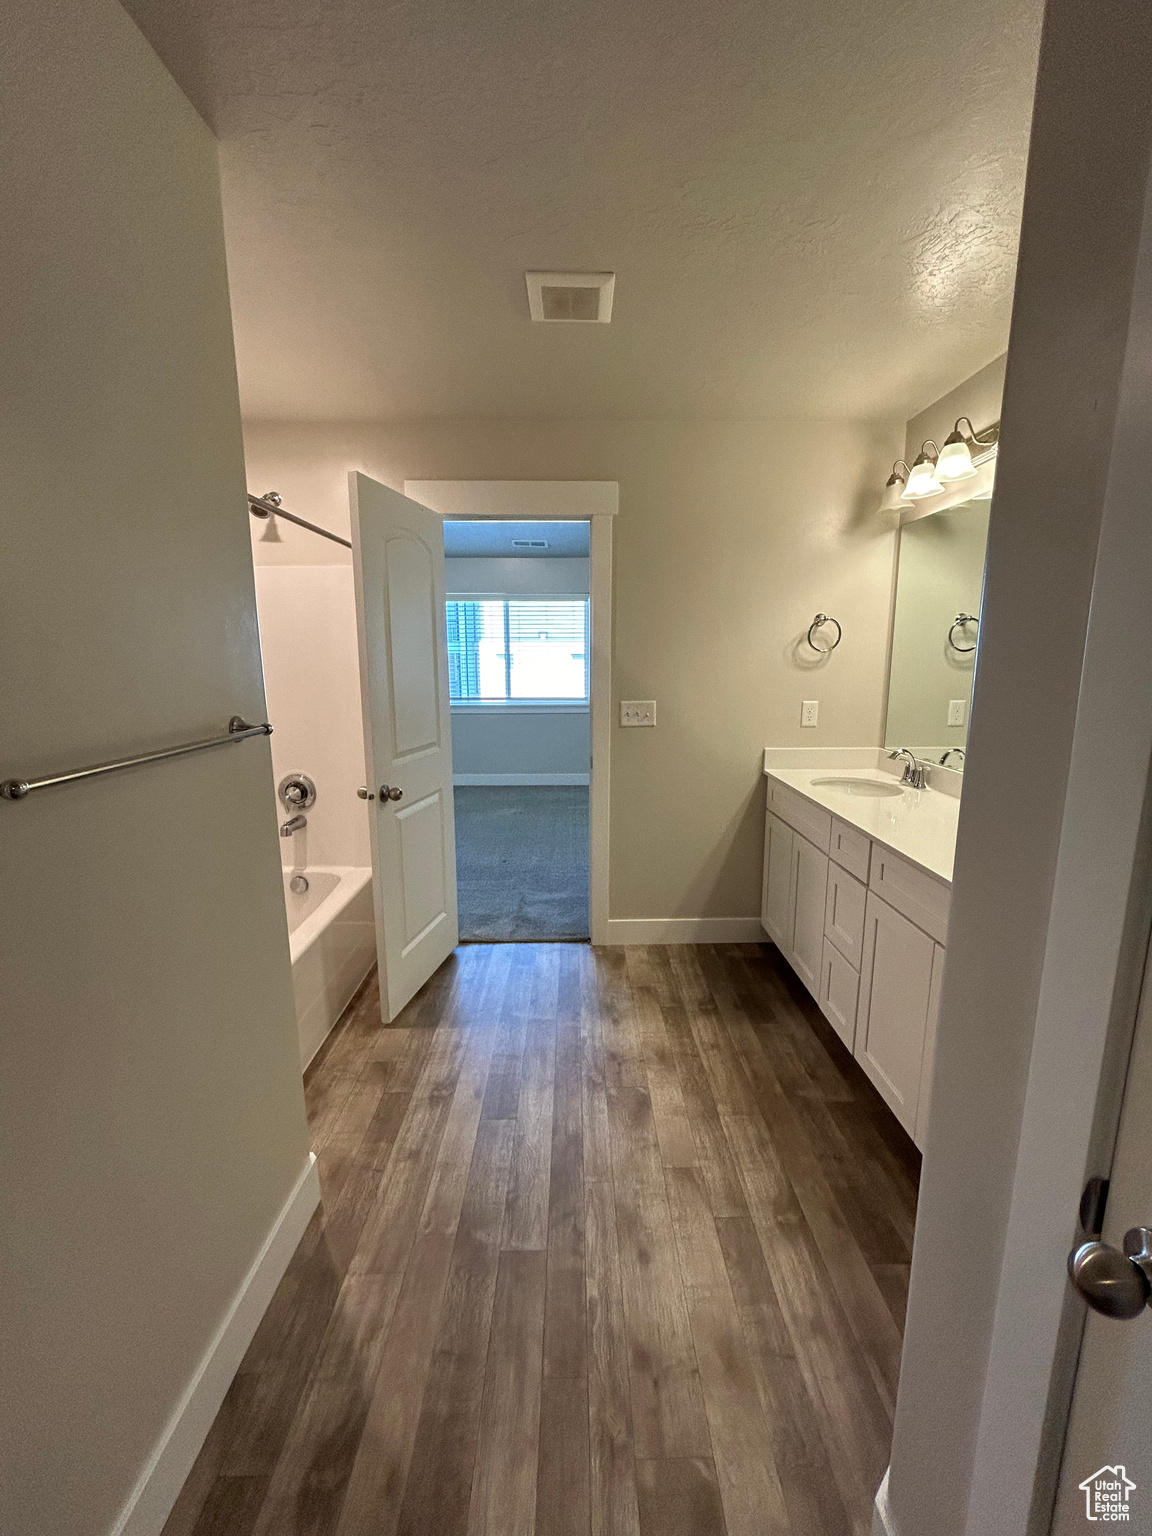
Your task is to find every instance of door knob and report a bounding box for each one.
[380,785,403,802]
[1068,1227,1152,1319]
[357,786,375,801]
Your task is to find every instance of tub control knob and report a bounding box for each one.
[380,785,403,802]
[357,786,375,801]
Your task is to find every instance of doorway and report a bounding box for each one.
[407,479,616,944]
[445,518,591,941]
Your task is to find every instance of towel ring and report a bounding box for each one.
[949,613,979,653]
[807,614,842,654]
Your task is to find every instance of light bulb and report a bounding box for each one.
[902,444,944,500]
[879,463,908,512]
[937,431,977,480]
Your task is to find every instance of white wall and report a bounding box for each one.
[446,555,589,595]
[446,553,590,782]
[243,417,902,920]
[254,566,370,866]
[451,709,590,782]
[0,6,313,1534]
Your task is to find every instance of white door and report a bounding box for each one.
[1051,961,1152,1533]
[349,471,458,1023]
[792,834,829,995]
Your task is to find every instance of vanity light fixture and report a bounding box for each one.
[879,461,910,512]
[937,416,1000,481]
[902,442,945,500]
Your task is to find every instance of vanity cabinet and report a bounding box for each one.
[762,813,796,948]
[857,893,944,1137]
[760,809,828,993]
[762,777,949,1150]
[792,835,828,993]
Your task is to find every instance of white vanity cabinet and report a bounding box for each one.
[762,776,949,1150]
[857,894,944,1138]
[761,783,831,986]
[761,811,829,991]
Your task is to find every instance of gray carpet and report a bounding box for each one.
[454,785,589,941]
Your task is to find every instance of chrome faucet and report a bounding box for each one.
[940,748,966,768]
[280,813,307,838]
[889,747,927,789]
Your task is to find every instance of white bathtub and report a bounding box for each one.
[283,865,376,1071]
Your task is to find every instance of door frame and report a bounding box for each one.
[960,151,1152,1534]
[404,479,617,946]
[879,133,1152,1536]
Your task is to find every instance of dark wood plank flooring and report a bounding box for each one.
[164,943,919,1536]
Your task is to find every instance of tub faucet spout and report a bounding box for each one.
[280,813,307,838]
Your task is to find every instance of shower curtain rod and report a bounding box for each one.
[247,491,352,549]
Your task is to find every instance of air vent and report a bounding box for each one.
[526,270,615,323]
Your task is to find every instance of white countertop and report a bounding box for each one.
[763,764,960,885]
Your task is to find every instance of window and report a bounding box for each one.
[447,598,589,702]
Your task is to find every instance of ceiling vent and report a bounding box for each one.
[526,271,615,323]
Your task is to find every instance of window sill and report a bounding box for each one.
[450,701,590,714]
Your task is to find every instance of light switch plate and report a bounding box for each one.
[948,699,967,727]
[620,700,656,727]
[801,700,819,728]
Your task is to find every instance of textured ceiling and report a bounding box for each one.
[123,0,1043,422]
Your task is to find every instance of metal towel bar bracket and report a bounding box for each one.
[248,491,352,550]
[806,613,842,653]
[1,716,272,801]
[949,613,979,653]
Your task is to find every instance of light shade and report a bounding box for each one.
[879,462,909,512]
[902,444,944,500]
[937,430,977,481]
[971,460,996,499]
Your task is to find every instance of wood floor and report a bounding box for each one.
[164,943,919,1536]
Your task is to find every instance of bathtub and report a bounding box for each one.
[283,865,376,1070]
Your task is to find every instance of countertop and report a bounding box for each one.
[763,765,960,885]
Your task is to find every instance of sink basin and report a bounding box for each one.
[810,776,905,799]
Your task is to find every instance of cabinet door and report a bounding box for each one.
[825,862,867,969]
[791,833,829,995]
[856,892,937,1136]
[762,812,795,952]
[913,943,945,1151]
[820,938,859,1051]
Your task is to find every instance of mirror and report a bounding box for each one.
[884,495,991,770]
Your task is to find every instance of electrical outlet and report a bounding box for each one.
[620,700,656,727]
[801,700,819,728]
[948,699,967,727]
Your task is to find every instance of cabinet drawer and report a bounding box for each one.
[869,845,951,944]
[766,779,831,853]
[819,938,859,1052]
[830,817,871,882]
[825,863,866,969]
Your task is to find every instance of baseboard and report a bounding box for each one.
[453,772,590,786]
[604,917,766,945]
[871,1468,895,1536]
[110,1154,321,1536]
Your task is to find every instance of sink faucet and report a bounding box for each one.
[889,748,927,790]
[280,813,307,838]
[940,748,966,768]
